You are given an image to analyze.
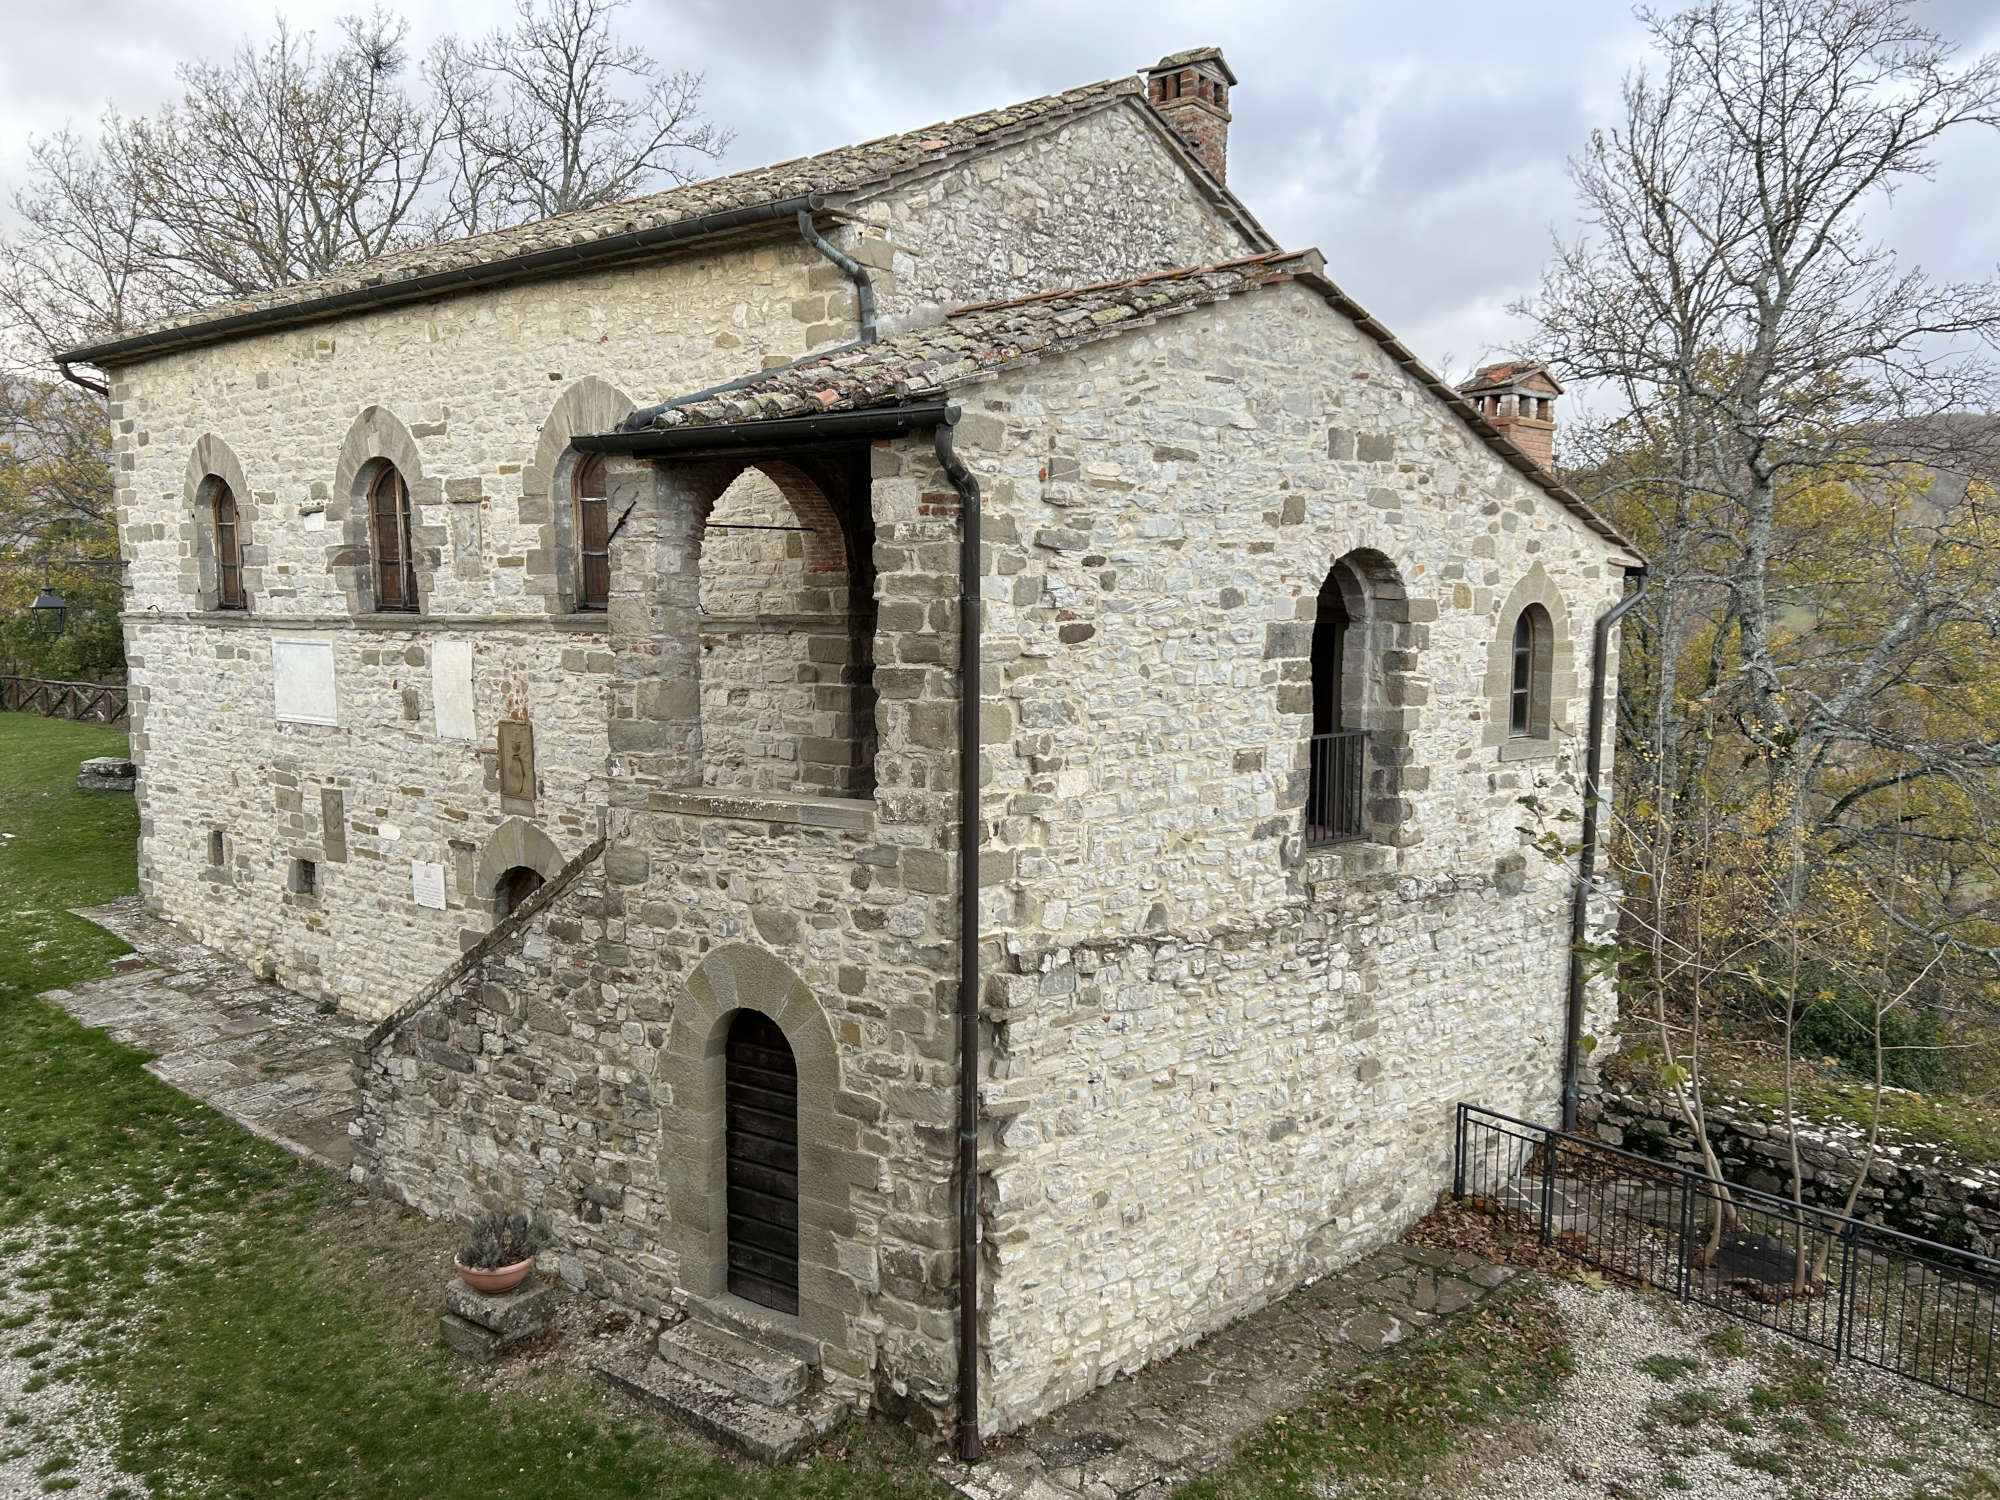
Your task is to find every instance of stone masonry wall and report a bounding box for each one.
[126,615,609,1010]
[110,102,1247,1019]
[949,281,1633,1430]
[1585,1085,2000,1257]
[359,434,986,1429]
[850,100,1256,331]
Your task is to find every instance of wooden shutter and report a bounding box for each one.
[576,455,610,610]
[370,467,417,612]
[213,485,245,609]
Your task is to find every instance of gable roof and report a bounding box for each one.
[602,249,1632,551]
[58,75,1272,367]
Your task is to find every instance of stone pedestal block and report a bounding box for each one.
[77,757,137,794]
[439,1276,554,1364]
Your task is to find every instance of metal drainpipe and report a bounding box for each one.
[793,208,877,343]
[932,407,984,1463]
[1561,562,1651,1132]
[617,209,878,433]
[59,362,109,397]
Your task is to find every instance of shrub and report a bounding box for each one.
[456,1210,553,1270]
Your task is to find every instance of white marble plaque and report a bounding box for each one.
[410,860,447,910]
[431,638,476,741]
[271,638,338,726]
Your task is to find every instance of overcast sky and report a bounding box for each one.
[3,0,1998,377]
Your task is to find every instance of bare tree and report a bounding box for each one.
[430,0,730,228]
[0,3,731,363]
[113,10,445,297]
[1527,0,2000,978]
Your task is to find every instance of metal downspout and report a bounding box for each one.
[59,363,109,397]
[618,208,878,433]
[793,207,877,343]
[933,408,983,1463]
[1561,562,1650,1132]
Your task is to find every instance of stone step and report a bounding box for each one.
[593,1351,846,1463]
[659,1317,809,1406]
[687,1292,822,1367]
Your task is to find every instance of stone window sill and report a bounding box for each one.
[646,788,876,832]
[1498,737,1562,763]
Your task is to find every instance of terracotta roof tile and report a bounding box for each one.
[642,251,1314,429]
[71,76,1143,356]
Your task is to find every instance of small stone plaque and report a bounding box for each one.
[411,860,447,910]
[498,720,535,800]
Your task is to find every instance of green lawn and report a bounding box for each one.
[0,714,140,1006]
[0,712,950,1499]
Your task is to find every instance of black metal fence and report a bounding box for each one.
[0,676,128,725]
[1305,729,1366,845]
[1455,1102,2000,1407]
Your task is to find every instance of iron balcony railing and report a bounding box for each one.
[1455,1102,2000,1409]
[1305,729,1367,846]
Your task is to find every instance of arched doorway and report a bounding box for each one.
[725,1009,800,1313]
[496,865,545,917]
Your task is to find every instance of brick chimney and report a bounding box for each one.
[1145,47,1236,182]
[1458,361,1563,471]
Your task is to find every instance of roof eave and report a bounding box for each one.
[57,195,827,369]
[1291,270,1635,554]
[573,400,956,456]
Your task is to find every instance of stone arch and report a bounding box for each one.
[676,457,870,796]
[473,817,565,914]
[1485,565,1576,755]
[182,434,255,611]
[660,944,857,1353]
[527,376,635,611]
[329,405,436,614]
[1300,547,1422,846]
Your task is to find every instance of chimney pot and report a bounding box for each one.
[1457,361,1564,473]
[1145,47,1236,182]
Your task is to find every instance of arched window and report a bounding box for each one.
[1302,549,1418,849]
[574,453,610,610]
[368,465,417,612]
[496,865,545,917]
[212,483,245,610]
[1509,604,1553,739]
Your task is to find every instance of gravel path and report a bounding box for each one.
[0,1230,128,1499]
[1457,1277,1999,1499]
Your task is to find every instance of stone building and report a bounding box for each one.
[63,48,1640,1457]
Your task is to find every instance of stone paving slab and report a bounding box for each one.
[44,897,368,1175]
[948,1245,1514,1500]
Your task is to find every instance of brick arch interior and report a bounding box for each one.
[1483,565,1576,752]
[330,406,438,615]
[678,456,874,798]
[1309,547,1422,846]
[528,376,635,612]
[659,944,859,1357]
[181,434,255,611]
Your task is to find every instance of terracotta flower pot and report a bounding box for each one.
[455,1255,535,1295]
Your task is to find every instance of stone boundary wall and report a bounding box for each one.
[1582,1085,2000,1257]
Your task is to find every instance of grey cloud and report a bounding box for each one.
[4,0,1997,375]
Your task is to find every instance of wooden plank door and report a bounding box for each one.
[725,1010,800,1313]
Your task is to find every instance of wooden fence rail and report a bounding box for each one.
[0,676,129,725]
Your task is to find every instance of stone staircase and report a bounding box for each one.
[595,1297,848,1461]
